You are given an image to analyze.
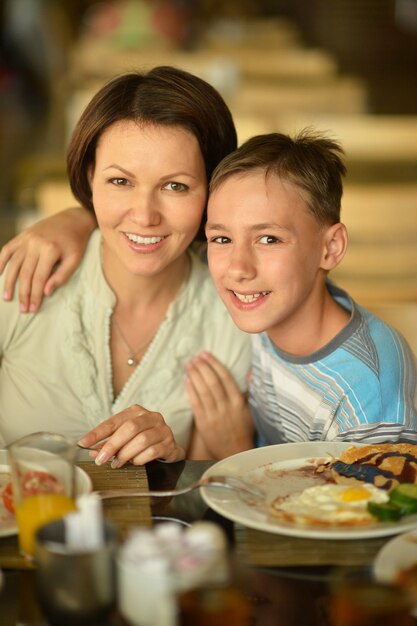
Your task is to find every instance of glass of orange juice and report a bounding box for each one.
[7,431,77,559]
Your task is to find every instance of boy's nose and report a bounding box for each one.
[227,246,257,281]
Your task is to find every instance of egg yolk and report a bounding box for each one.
[339,486,371,502]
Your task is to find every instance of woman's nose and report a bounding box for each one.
[129,192,161,226]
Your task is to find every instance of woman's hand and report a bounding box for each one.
[0,207,96,312]
[78,404,186,467]
[186,351,254,460]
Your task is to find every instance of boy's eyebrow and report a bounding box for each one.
[205,223,226,231]
[206,222,289,231]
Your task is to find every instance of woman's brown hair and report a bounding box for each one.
[67,66,237,237]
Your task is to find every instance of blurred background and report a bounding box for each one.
[1,0,417,343]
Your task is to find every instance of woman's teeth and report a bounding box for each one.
[233,291,270,303]
[126,233,164,245]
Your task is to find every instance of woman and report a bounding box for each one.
[0,66,253,465]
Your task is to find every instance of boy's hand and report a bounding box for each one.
[186,352,254,459]
[0,207,96,313]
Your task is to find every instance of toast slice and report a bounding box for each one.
[330,443,417,490]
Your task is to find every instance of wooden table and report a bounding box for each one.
[0,459,415,626]
[0,460,151,570]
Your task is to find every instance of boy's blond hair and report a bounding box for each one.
[210,129,346,225]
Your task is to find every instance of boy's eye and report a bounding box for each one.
[259,235,279,244]
[210,236,231,244]
[164,182,188,192]
[110,177,129,186]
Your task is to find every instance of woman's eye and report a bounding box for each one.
[164,182,188,192]
[259,235,278,244]
[110,177,129,186]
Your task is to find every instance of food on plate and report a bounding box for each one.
[269,483,389,526]
[320,443,417,491]
[369,483,417,522]
[1,470,63,514]
[367,500,403,522]
[389,483,417,513]
[2,482,14,514]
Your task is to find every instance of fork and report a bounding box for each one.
[93,475,266,502]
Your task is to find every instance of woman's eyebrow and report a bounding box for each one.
[103,165,199,181]
[103,164,135,177]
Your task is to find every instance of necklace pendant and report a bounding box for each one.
[127,357,136,367]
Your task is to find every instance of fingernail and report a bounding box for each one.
[77,437,88,447]
[29,303,37,312]
[95,450,108,466]
[3,290,10,301]
[19,303,28,313]
[111,458,120,469]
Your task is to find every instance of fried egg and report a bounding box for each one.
[269,483,389,526]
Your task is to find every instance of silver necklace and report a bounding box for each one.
[112,317,154,366]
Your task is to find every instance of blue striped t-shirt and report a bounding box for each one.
[250,284,417,446]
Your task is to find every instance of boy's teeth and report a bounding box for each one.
[233,291,269,303]
[126,233,164,245]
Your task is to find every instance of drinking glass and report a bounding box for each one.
[330,567,413,626]
[7,431,77,559]
[36,519,117,626]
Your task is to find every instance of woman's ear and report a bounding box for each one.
[320,222,348,271]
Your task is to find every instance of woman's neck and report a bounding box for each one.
[102,247,191,312]
[107,250,191,398]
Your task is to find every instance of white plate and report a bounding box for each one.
[200,442,417,540]
[0,450,93,539]
[373,530,417,617]
[374,530,417,584]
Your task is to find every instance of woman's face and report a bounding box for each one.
[89,120,207,281]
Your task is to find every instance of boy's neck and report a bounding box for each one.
[267,286,351,357]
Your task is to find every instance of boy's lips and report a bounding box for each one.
[229,289,271,304]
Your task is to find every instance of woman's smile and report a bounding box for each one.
[89,120,207,287]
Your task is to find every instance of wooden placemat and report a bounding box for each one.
[0,462,151,570]
[80,462,152,541]
[234,524,389,568]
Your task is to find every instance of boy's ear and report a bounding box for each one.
[320,223,348,271]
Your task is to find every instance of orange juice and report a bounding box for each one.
[16,493,76,557]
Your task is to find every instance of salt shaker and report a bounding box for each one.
[177,522,251,626]
[117,529,177,626]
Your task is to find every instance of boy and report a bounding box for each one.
[193,129,417,446]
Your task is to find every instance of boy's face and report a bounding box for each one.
[206,171,334,347]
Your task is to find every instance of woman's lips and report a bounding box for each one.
[125,232,165,245]
[124,232,167,252]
